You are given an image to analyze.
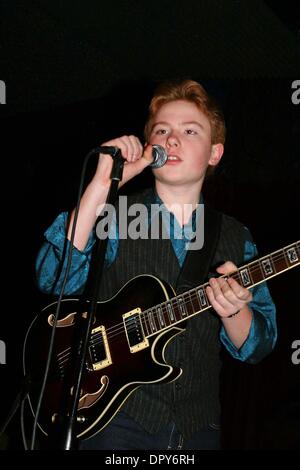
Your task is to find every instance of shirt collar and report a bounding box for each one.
[144,187,203,233]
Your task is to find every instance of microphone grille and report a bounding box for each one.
[150,144,168,168]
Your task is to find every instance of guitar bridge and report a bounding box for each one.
[123,308,149,353]
[89,325,112,370]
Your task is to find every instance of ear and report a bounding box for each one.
[208,143,224,167]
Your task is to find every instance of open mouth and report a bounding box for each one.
[167,155,182,162]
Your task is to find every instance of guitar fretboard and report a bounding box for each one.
[141,241,300,336]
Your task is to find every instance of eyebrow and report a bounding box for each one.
[151,121,205,130]
[181,121,205,129]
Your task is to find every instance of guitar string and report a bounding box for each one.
[56,248,300,367]
[57,267,299,370]
[55,249,299,368]
[78,247,300,345]
[55,248,299,366]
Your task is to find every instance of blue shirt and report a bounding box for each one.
[36,195,277,365]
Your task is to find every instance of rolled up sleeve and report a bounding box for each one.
[35,212,95,295]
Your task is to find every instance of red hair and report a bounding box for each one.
[144,79,226,145]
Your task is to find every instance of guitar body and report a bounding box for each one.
[23,274,183,440]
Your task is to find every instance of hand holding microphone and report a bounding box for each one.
[95,141,167,168]
[93,135,167,188]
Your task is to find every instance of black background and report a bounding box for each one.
[0,0,300,450]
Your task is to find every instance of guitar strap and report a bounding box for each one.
[176,205,222,293]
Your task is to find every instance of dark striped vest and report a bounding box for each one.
[98,189,246,438]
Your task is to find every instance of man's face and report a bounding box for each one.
[149,99,223,187]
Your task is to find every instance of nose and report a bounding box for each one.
[166,131,179,148]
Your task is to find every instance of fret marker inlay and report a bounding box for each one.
[157,307,165,327]
[286,248,298,263]
[197,288,208,307]
[261,258,273,276]
[178,297,187,317]
[167,303,175,322]
[240,268,251,286]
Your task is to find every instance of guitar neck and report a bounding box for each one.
[142,241,300,337]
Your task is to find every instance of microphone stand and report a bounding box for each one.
[48,148,124,450]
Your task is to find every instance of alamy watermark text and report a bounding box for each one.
[0,80,6,104]
[95,197,204,251]
[0,340,6,364]
[291,340,300,365]
[291,80,300,105]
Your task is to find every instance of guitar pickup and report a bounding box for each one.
[123,308,149,353]
[89,325,112,370]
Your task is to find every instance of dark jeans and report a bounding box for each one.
[80,411,220,450]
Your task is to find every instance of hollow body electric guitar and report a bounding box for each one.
[23,241,300,440]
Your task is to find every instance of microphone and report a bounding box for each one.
[149,144,168,168]
[93,144,168,168]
